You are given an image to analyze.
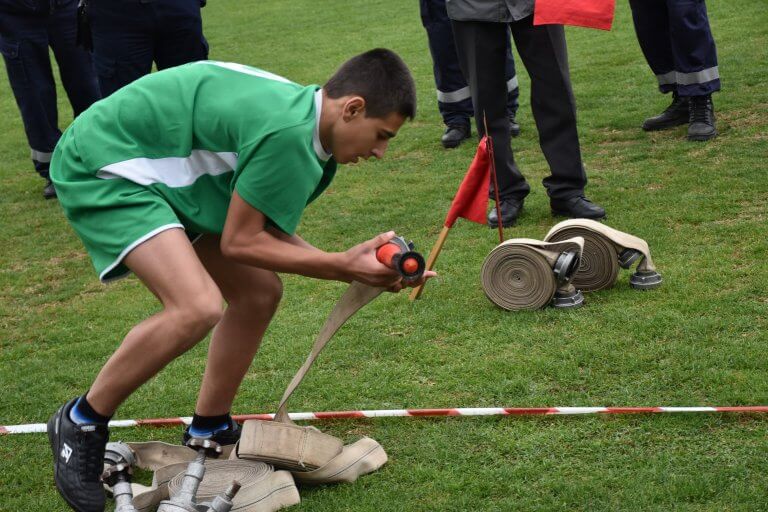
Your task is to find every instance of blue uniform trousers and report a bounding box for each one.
[629,0,720,97]
[0,0,100,178]
[88,0,208,97]
[420,0,518,127]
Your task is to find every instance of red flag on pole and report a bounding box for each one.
[444,136,491,228]
[534,0,616,31]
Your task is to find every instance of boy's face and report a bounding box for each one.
[331,98,406,164]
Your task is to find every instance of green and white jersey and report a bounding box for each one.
[63,60,336,236]
[51,61,337,281]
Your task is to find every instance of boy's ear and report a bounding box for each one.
[342,96,366,121]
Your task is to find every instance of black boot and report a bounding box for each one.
[487,198,524,228]
[551,196,606,220]
[642,93,689,131]
[441,124,471,149]
[509,112,520,138]
[687,94,717,141]
[43,178,57,199]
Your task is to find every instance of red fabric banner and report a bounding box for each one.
[444,136,491,228]
[533,0,616,31]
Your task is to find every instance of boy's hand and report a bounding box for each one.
[341,231,402,287]
[341,232,437,291]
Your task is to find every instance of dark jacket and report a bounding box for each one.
[0,0,54,15]
[446,0,533,22]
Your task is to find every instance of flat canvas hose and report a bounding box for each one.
[544,219,662,291]
[237,281,389,483]
[480,238,585,310]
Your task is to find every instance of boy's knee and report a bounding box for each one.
[175,289,224,338]
[231,273,283,312]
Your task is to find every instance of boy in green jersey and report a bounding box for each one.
[47,48,432,512]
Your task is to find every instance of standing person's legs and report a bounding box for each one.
[452,19,529,226]
[0,12,61,196]
[153,0,208,70]
[47,0,101,116]
[508,17,587,201]
[503,31,521,136]
[629,0,691,131]
[667,0,719,140]
[88,0,154,97]
[420,0,473,147]
[188,236,282,436]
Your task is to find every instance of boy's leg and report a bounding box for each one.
[86,228,224,415]
[191,235,283,423]
[49,228,223,511]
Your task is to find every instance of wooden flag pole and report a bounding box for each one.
[409,225,450,301]
[483,112,504,244]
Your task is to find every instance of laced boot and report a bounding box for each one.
[687,94,717,141]
[642,93,689,131]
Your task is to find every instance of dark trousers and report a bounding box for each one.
[89,0,208,97]
[452,16,586,201]
[630,0,719,97]
[0,0,100,178]
[420,0,518,128]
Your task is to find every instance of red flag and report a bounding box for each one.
[444,136,491,228]
[534,0,616,31]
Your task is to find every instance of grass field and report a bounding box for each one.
[1,0,768,510]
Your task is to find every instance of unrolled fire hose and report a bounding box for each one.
[236,237,422,482]
[544,219,662,291]
[102,441,299,512]
[103,238,421,510]
[481,237,585,310]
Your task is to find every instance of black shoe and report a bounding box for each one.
[487,198,524,228]
[182,418,242,446]
[441,124,471,149]
[43,179,57,200]
[509,113,520,138]
[642,93,690,131]
[551,196,606,219]
[687,94,717,141]
[47,399,109,512]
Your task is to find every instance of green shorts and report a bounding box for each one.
[50,129,197,282]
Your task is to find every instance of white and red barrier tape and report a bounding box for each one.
[2,406,767,435]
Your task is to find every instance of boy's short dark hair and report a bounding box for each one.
[324,48,416,120]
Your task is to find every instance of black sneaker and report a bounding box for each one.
[47,398,109,512]
[182,418,242,446]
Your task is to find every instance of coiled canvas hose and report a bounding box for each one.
[546,225,619,291]
[480,238,584,310]
[482,245,557,310]
[544,219,662,291]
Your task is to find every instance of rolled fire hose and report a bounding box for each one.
[237,281,389,483]
[544,219,662,291]
[103,441,300,512]
[481,238,585,310]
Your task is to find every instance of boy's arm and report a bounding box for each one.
[265,227,317,251]
[222,191,401,288]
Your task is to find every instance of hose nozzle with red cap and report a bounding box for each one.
[376,236,426,282]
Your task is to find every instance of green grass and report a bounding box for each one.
[2,0,768,510]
